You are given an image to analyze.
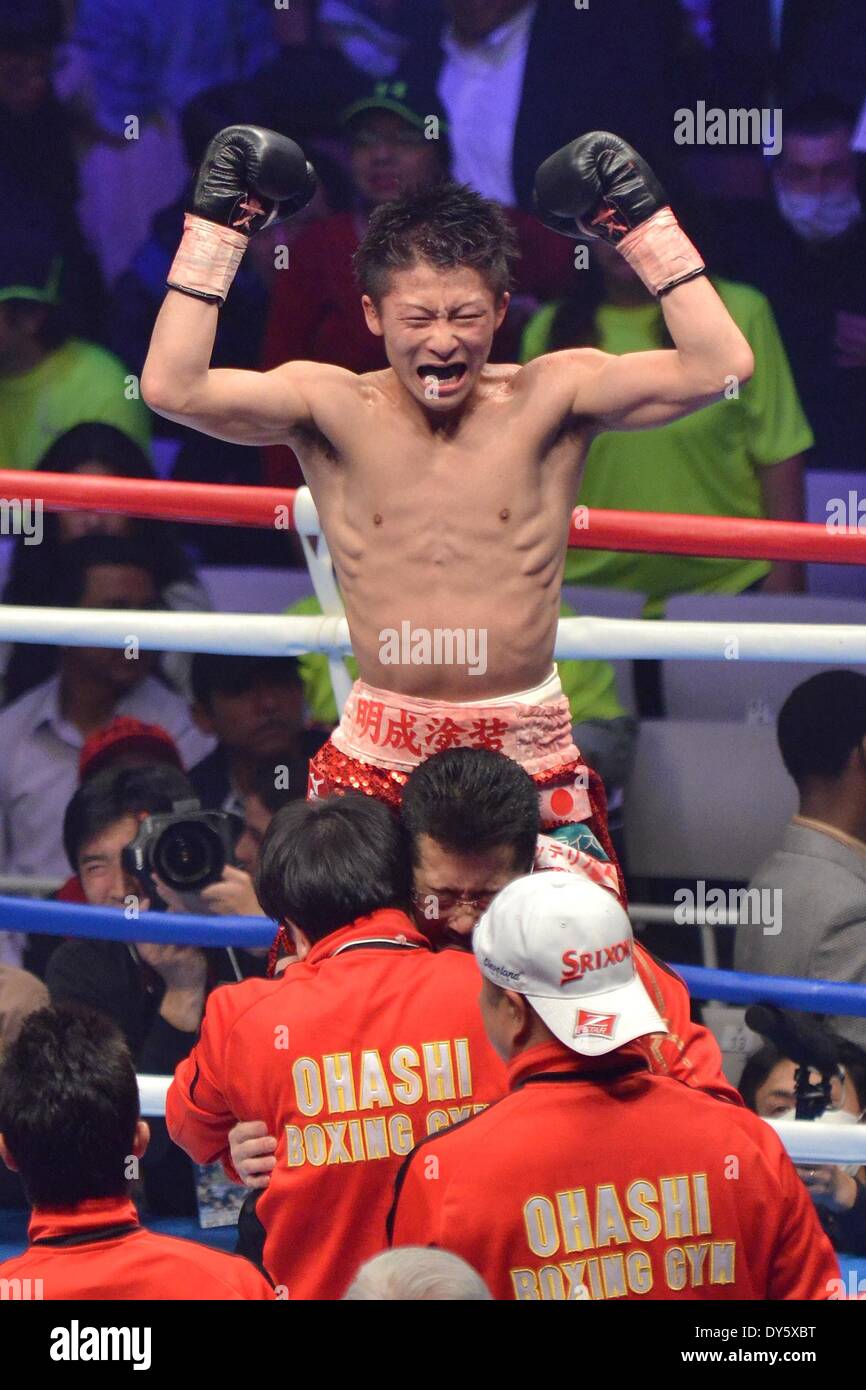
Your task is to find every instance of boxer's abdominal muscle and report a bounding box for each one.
[294,372,589,701]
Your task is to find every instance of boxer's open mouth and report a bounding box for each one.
[417,363,467,387]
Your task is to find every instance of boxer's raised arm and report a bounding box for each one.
[531,132,754,431]
[527,277,753,433]
[143,291,333,445]
[142,124,324,445]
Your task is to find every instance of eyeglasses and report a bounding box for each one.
[411,888,498,919]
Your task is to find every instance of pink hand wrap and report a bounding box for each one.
[617,206,705,297]
[167,213,249,303]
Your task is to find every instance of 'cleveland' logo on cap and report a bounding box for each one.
[574,1010,618,1039]
[560,939,631,985]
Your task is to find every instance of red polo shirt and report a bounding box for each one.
[388,1040,839,1301]
[167,909,508,1300]
[0,1196,273,1299]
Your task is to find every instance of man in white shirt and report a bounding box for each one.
[439,1,537,206]
[399,0,675,211]
[0,535,212,903]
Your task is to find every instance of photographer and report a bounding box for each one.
[741,1034,866,1256]
[46,761,275,1213]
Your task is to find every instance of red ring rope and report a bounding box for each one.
[0,471,862,565]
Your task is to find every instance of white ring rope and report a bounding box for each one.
[0,607,865,664]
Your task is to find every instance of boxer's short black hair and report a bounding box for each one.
[354,180,518,305]
[256,794,410,941]
[401,748,539,874]
[777,670,866,786]
[0,1006,139,1206]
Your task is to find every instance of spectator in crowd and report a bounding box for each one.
[0,226,150,474]
[735,671,866,1053]
[69,0,279,286]
[740,1034,866,1255]
[344,1246,492,1300]
[1,423,209,705]
[167,793,508,1299]
[180,0,444,172]
[47,764,218,1062]
[189,654,327,816]
[387,871,839,1300]
[159,751,308,922]
[719,98,866,474]
[0,535,213,900]
[46,760,269,1214]
[397,0,685,211]
[260,77,575,485]
[683,1,866,124]
[0,1,104,337]
[521,233,812,615]
[0,1006,274,1299]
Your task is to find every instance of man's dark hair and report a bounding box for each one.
[777,670,866,787]
[353,180,518,305]
[784,96,857,139]
[0,1006,138,1206]
[0,0,65,52]
[191,653,302,710]
[256,794,410,942]
[50,533,163,608]
[63,763,197,871]
[401,748,539,873]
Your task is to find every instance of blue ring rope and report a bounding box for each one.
[0,895,274,948]
[3,897,865,1016]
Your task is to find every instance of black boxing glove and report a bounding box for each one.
[534,131,705,297]
[168,125,317,303]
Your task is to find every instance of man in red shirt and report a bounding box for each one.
[399,748,739,1103]
[229,749,739,1192]
[166,793,507,1300]
[0,1006,272,1300]
[388,872,840,1300]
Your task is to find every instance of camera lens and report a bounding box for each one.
[154,821,225,892]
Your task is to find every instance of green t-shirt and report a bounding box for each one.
[287,595,625,726]
[0,338,152,470]
[521,279,813,616]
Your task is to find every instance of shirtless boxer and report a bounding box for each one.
[141,127,753,884]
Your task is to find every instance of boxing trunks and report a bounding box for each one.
[307,668,624,899]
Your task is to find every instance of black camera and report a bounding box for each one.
[122,798,240,903]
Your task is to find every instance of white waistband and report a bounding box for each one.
[451,666,562,708]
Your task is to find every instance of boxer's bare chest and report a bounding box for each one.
[293,379,589,567]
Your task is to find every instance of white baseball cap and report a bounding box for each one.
[473,872,666,1057]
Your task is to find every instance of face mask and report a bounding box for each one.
[774,182,863,242]
[779,1104,865,1176]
